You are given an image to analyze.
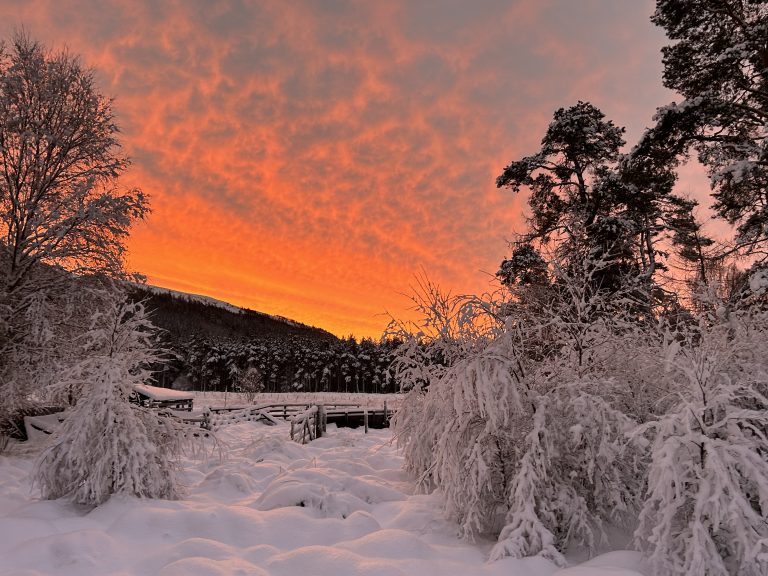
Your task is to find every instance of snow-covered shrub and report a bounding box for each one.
[387,331,458,489]
[35,292,183,506]
[490,259,652,562]
[391,257,658,564]
[419,331,527,537]
[393,324,645,565]
[387,276,504,493]
[237,366,265,403]
[0,270,91,437]
[491,380,643,564]
[634,311,768,576]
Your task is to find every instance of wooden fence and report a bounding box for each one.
[196,401,393,443]
[200,406,281,431]
[290,405,327,444]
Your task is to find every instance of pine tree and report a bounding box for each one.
[496,102,668,308]
[496,101,626,259]
[640,1,768,253]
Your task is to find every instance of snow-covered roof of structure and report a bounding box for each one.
[133,383,194,401]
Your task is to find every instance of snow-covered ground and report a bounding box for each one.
[0,420,647,575]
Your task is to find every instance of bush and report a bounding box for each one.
[392,282,768,575]
[35,293,183,506]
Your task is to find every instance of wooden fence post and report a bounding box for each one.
[316,404,325,438]
[364,408,369,434]
[322,406,327,433]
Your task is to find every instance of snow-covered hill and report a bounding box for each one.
[128,283,336,343]
[133,283,249,315]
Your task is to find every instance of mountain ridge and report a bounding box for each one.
[128,282,337,343]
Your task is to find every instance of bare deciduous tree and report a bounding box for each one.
[0,32,148,293]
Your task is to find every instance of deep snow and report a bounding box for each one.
[0,419,648,575]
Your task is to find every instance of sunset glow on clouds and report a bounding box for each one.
[0,0,701,337]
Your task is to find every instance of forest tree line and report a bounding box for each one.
[160,335,402,395]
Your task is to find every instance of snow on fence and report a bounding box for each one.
[23,411,70,441]
[202,406,280,431]
[132,384,194,411]
[201,401,394,442]
[188,392,403,411]
[290,405,327,444]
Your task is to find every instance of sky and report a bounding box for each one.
[0,0,713,338]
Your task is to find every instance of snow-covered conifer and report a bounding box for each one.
[35,291,182,506]
[237,366,265,403]
[491,381,642,564]
[644,1,768,255]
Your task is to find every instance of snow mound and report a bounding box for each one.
[158,557,269,576]
[13,530,122,576]
[254,466,404,518]
[267,545,408,576]
[552,551,649,575]
[337,528,435,559]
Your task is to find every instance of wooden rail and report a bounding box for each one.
[201,406,280,430]
[290,405,327,444]
[208,402,391,424]
[203,401,394,442]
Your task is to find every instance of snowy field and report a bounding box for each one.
[0,419,648,575]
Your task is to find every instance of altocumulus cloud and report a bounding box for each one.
[2,0,677,337]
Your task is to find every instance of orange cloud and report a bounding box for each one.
[0,0,709,338]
